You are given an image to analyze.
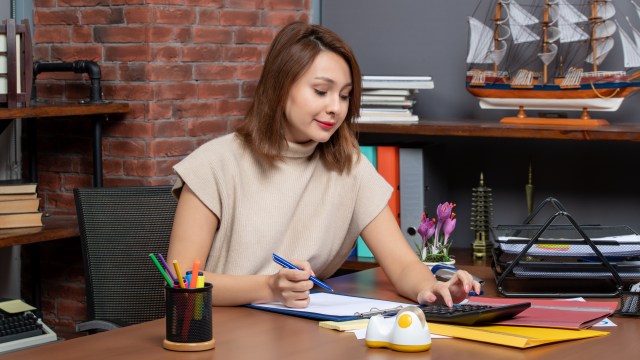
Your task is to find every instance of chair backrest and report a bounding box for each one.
[74,186,177,327]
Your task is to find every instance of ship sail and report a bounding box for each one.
[550,0,590,43]
[632,1,640,46]
[585,1,617,65]
[538,43,559,65]
[618,22,640,67]
[506,0,540,43]
[467,16,508,65]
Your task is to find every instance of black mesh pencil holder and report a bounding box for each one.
[615,290,640,317]
[163,283,216,351]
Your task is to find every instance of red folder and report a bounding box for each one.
[469,297,618,329]
[376,146,400,224]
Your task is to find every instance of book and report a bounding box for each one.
[357,146,377,258]
[0,193,37,201]
[361,99,415,107]
[360,108,413,117]
[362,75,434,90]
[0,198,40,214]
[355,115,419,123]
[363,75,433,81]
[399,148,425,248]
[377,146,400,224]
[361,95,409,102]
[0,180,37,195]
[362,89,415,96]
[0,212,43,229]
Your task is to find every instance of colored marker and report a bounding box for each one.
[196,272,204,288]
[190,260,201,289]
[149,253,173,286]
[173,260,186,289]
[272,253,334,292]
[157,253,178,283]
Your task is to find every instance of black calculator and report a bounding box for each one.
[418,302,531,326]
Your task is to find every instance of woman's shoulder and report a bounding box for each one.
[196,133,241,151]
[189,133,246,158]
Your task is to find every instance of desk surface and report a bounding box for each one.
[3,266,638,360]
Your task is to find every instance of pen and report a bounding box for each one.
[157,253,178,284]
[272,253,334,292]
[173,260,186,289]
[149,253,173,286]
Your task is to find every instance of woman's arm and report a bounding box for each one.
[361,206,481,306]
[167,184,314,307]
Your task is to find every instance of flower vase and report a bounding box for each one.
[422,259,456,269]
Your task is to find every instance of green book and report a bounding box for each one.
[357,146,376,258]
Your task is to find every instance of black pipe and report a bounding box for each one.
[32,60,104,103]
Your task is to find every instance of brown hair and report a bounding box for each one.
[236,22,361,173]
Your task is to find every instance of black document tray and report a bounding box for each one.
[491,198,640,298]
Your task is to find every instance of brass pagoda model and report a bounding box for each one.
[471,172,493,258]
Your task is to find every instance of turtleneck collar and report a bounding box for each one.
[282,140,319,158]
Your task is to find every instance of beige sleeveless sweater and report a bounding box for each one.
[173,133,391,279]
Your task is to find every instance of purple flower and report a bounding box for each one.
[442,217,456,245]
[417,213,436,240]
[416,202,457,261]
[436,202,454,223]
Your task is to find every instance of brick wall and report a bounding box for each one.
[25,0,311,338]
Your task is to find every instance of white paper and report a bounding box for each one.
[255,292,413,317]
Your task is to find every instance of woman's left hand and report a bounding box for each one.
[416,270,482,307]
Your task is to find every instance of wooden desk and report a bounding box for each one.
[4,266,638,360]
[0,102,129,187]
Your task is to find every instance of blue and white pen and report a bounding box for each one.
[272,253,334,292]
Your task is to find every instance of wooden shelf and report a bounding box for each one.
[0,102,129,120]
[355,119,640,142]
[0,101,130,187]
[0,215,79,248]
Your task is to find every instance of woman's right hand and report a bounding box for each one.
[268,259,315,308]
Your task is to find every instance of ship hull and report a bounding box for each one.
[466,82,640,111]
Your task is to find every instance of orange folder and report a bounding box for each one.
[376,146,400,224]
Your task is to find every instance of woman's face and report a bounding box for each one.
[284,51,352,144]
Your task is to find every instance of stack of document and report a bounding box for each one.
[247,292,617,349]
[356,76,434,123]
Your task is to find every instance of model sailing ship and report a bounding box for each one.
[466,0,640,125]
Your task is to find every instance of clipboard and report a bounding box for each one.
[245,292,413,322]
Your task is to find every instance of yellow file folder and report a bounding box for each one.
[319,319,609,348]
[427,323,608,348]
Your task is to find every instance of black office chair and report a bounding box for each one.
[73,186,177,333]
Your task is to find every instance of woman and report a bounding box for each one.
[168,22,480,308]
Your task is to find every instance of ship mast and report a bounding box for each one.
[542,0,551,83]
[493,1,502,74]
[591,0,598,73]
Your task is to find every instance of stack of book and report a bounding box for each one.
[357,75,434,123]
[0,180,42,229]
